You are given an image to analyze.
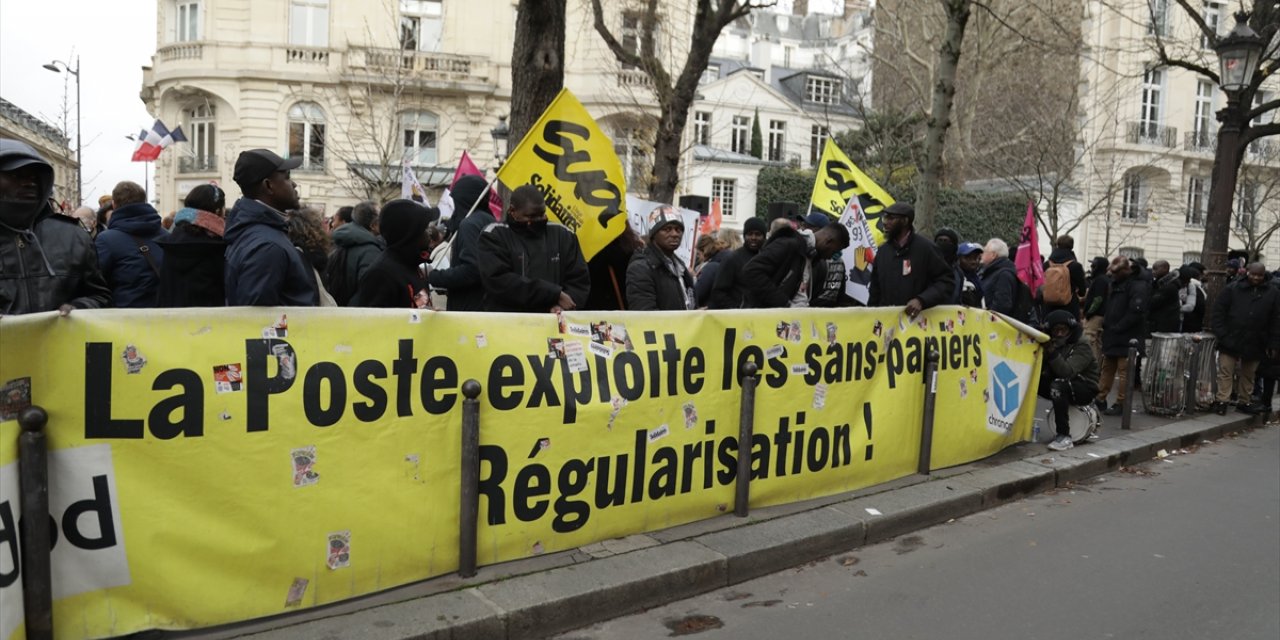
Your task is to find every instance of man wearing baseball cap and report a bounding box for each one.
[956,241,986,307]
[224,148,318,306]
[867,202,953,317]
[0,138,111,314]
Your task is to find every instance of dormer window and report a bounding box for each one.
[806,76,840,105]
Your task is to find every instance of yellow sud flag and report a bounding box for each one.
[497,88,628,260]
[809,139,895,245]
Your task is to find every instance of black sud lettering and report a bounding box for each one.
[532,119,623,226]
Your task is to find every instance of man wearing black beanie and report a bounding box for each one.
[710,216,768,309]
[428,175,494,311]
[350,200,436,308]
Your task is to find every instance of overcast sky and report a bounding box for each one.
[0,0,848,209]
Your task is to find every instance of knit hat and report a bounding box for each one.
[803,213,830,229]
[451,175,489,218]
[882,202,915,222]
[379,199,432,258]
[934,227,959,246]
[647,205,684,240]
[743,216,768,235]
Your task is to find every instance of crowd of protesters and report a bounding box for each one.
[4,138,1279,429]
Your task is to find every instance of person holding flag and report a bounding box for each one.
[425,175,493,312]
[810,139,896,246]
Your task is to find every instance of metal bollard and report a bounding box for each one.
[918,350,941,475]
[735,361,759,518]
[458,380,482,578]
[1122,339,1138,430]
[18,406,53,640]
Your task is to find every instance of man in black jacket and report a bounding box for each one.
[350,200,434,309]
[427,175,494,311]
[1039,310,1100,451]
[740,222,850,308]
[95,181,168,308]
[628,207,696,310]
[867,202,953,318]
[478,184,589,313]
[1043,235,1087,317]
[709,216,767,309]
[0,138,111,314]
[224,148,317,306]
[1082,257,1109,359]
[1147,260,1183,333]
[979,238,1021,316]
[1211,263,1280,414]
[1095,256,1149,415]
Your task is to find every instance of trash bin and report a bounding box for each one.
[1143,332,1191,416]
[1185,332,1218,411]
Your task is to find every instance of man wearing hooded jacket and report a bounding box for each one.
[739,221,850,308]
[427,175,493,312]
[0,138,110,315]
[478,184,590,313]
[95,180,168,307]
[350,200,435,308]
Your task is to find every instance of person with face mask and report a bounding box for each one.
[477,184,590,313]
[1038,310,1100,451]
[0,138,111,315]
[350,200,438,309]
[710,216,768,309]
[867,202,954,318]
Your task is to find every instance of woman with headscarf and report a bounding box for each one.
[156,184,228,307]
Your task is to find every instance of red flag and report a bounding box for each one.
[451,151,504,219]
[1015,201,1044,293]
[699,198,723,236]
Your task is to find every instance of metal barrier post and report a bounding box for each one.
[18,406,53,640]
[1122,339,1138,430]
[918,350,940,475]
[458,380,482,578]
[1187,335,1201,413]
[735,362,758,518]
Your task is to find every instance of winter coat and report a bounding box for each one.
[428,209,495,312]
[350,251,430,309]
[1100,275,1149,357]
[1083,273,1109,319]
[627,245,696,311]
[477,222,590,313]
[325,222,383,306]
[1179,278,1206,333]
[94,202,168,308]
[868,232,954,309]
[1211,278,1280,358]
[740,226,814,308]
[1044,339,1100,389]
[1148,271,1184,333]
[0,206,111,314]
[224,198,318,307]
[979,257,1020,316]
[694,250,727,308]
[1043,247,1086,317]
[709,245,760,310]
[810,255,847,307]
[156,219,225,307]
[957,266,985,308]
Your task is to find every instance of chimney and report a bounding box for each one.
[793,0,809,16]
[751,38,772,81]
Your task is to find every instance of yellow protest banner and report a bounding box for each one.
[496,89,628,260]
[0,306,1040,639]
[810,140,896,246]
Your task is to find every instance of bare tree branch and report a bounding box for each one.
[1247,98,1280,122]
[1245,122,1280,144]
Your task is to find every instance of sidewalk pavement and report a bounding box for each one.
[162,398,1268,640]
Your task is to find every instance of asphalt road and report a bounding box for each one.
[559,425,1280,640]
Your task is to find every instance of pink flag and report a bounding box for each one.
[451,151,504,219]
[1015,201,1044,294]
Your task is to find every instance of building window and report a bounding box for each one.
[613,127,648,192]
[1140,67,1164,137]
[288,102,326,170]
[1193,80,1214,147]
[767,120,786,162]
[400,0,443,52]
[805,76,840,105]
[810,125,829,166]
[174,0,201,42]
[700,63,720,85]
[712,178,736,219]
[402,111,438,165]
[1237,182,1258,231]
[731,115,750,154]
[1122,173,1147,222]
[1183,251,1202,264]
[619,10,660,70]
[1119,246,1145,260]
[1202,1,1223,49]
[1148,0,1171,37]
[783,46,793,68]
[1186,176,1208,227]
[693,111,710,146]
[183,104,216,173]
[290,0,329,48]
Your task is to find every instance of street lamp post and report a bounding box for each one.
[41,58,81,209]
[1202,12,1265,297]
[490,115,510,166]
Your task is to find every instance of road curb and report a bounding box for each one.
[238,413,1260,640]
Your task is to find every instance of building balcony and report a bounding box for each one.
[617,69,654,89]
[1184,129,1216,154]
[345,47,490,86]
[1126,122,1177,148]
[157,42,204,61]
[285,47,331,65]
[178,155,217,174]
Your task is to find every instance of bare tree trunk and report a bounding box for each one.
[917,0,971,234]
[510,0,566,148]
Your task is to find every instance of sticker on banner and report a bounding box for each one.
[565,341,589,373]
[826,322,838,346]
[409,311,422,324]
[476,334,488,348]
[121,344,147,374]
[566,323,591,338]
[547,338,567,360]
[273,343,297,381]
[588,341,613,359]
[0,377,33,421]
[682,402,698,429]
[765,345,786,360]
[291,446,319,488]
[813,383,828,409]
[262,314,289,338]
[791,363,810,375]
[327,531,351,570]
[285,578,309,607]
[648,424,669,442]
[213,363,243,393]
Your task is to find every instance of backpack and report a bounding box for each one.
[1013,278,1037,324]
[1042,259,1074,306]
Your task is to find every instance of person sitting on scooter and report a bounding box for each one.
[1040,310,1101,451]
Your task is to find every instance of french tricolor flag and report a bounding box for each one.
[130,119,187,162]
